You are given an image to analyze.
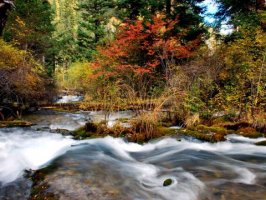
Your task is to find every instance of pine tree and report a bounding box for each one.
[76,0,116,60]
[3,0,56,73]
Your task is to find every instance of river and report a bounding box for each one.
[0,109,266,200]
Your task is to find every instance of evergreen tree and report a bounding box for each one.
[52,0,79,65]
[117,0,206,42]
[0,0,13,36]
[214,0,266,32]
[76,0,116,60]
[3,0,56,73]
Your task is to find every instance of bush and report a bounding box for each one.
[0,39,52,110]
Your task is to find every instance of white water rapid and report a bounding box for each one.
[0,110,266,200]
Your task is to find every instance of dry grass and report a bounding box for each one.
[130,112,159,141]
[252,112,266,133]
[185,113,200,128]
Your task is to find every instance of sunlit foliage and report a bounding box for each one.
[90,15,202,97]
[0,40,50,105]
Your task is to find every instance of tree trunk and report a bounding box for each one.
[166,0,171,16]
[0,0,13,36]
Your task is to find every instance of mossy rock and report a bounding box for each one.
[72,127,92,139]
[163,178,173,186]
[179,129,226,143]
[52,129,71,135]
[72,121,132,140]
[212,133,226,142]
[85,121,97,132]
[117,118,130,123]
[224,122,251,131]
[0,120,33,128]
[255,140,266,146]
[194,125,228,134]
[237,127,256,134]
[238,132,264,138]
[158,127,177,136]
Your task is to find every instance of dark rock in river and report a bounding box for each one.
[85,122,97,133]
[255,140,266,146]
[163,179,173,187]
[51,129,72,135]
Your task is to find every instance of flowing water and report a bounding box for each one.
[56,95,83,103]
[0,110,266,200]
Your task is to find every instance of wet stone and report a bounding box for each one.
[163,179,173,187]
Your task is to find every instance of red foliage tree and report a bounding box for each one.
[90,15,201,93]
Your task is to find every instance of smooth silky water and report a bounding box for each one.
[0,110,266,200]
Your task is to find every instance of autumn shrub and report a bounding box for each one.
[211,28,265,120]
[172,26,266,124]
[0,39,51,118]
[76,14,207,129]
[84,13,265,129]
[87,14,201,101]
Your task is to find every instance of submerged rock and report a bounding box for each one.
[52,128,72,135]
[255,140,266,146]
[163,179,173,187]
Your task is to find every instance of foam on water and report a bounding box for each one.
[226,134,266,143]
[0,128,76,184]
[233,167,256,184]
[56,95,83,103]
[63,137,206,200]
[1,121,266,199]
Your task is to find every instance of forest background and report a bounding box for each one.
[0,0,265,133]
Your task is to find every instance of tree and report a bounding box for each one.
[50,0,118,68]
[90,15,202,97]
[3,0,56,72]
[117,0,206,45]
[76,0,116,60]
[0,0,13,36]
[214,0,266,35]
[117,0,205,20]
[55,61,92,90]
[218,28,266,118]
[182,26,266,120]
[215,0,265,16]
[52,0,79,65]
[0,39,51,109]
